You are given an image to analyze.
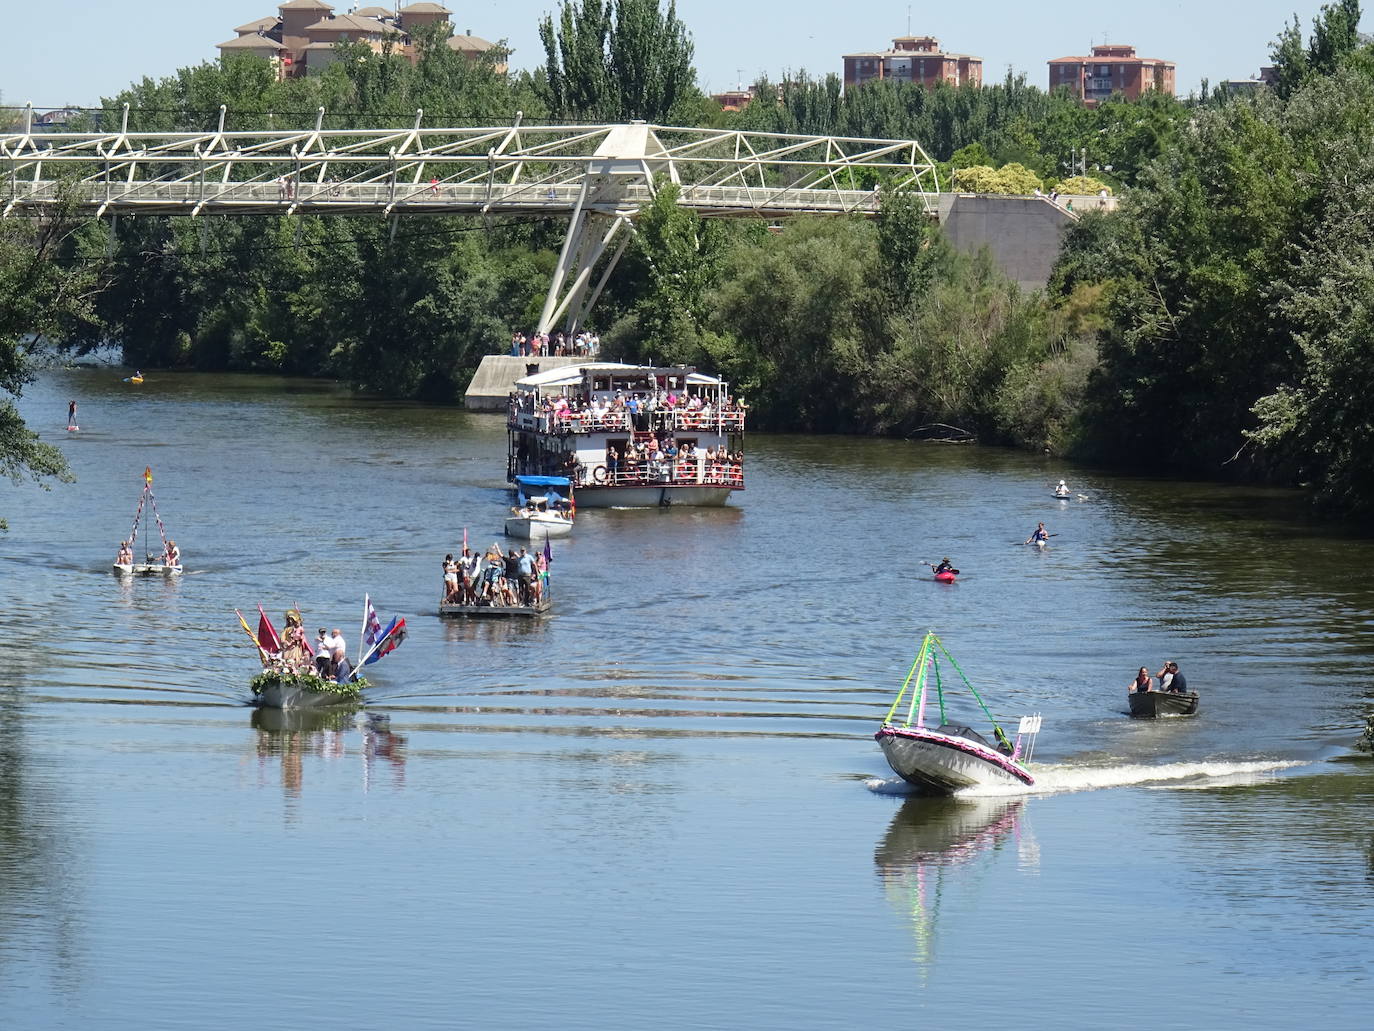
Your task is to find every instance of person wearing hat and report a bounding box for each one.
[1054,479,1070,498]
[933,557,956,575]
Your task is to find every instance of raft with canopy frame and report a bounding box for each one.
[875,631,1041,794]
[112,467,182,577]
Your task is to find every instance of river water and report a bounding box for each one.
[3,368,1373,1029]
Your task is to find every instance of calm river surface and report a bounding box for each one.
[3,368,1373,1029]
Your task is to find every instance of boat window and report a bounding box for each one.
[935,724,990,748]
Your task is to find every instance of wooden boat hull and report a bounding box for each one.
[504,515,572,539]
[571,484,735,508]
[440,597,551,618]
[1128,690,1199,717]
[876,725,1034,794]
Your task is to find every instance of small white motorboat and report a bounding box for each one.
[504,505,574,540]
[505,475,575,540]
[875,632,1042,795]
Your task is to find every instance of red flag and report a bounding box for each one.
[256,604,282,654]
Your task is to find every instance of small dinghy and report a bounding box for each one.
[1128,690,1199,717]
[112,467,182,576]
[875,632,1041,795]
[505,475,575,540]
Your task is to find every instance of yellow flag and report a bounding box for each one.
[144,466,153,486]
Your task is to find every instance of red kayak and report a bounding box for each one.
[934,570,957,583]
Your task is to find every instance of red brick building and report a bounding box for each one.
[217,2,502,79]
[1047,44,1175,106]
[843,36,982,91]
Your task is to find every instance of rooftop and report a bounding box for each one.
[398,2,452,12]
[235,16,282,33]
[217,33,290,50]
[305,13,392,33]
[278,0,335,10]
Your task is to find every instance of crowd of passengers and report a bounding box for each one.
[509,329,600,358]
[603,437,743,485]
[510,388,745,433]
[442,545,548,607]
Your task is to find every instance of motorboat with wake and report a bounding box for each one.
[505,475,574,540]
[875,632,1042,794]
[113,467,182,576]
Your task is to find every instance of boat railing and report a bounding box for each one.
[597,460,744,488]
[507,404,746,436]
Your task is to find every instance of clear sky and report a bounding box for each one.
[0,1,1358,111]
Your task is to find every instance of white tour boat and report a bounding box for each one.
[506,363,745,508]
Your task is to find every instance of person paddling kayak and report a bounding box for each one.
[933,558,956,575]
[1025,522,1049,546]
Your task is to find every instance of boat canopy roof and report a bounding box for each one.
[514,362,724,391]
[514,474,572,489]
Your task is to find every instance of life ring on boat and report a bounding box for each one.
[591,464,608,483]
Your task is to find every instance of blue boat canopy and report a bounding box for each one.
[515,475,572,490]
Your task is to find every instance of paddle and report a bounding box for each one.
[920,560,961,575]
[1016,534,1060,545]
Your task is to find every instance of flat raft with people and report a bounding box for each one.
[439,543,553,618]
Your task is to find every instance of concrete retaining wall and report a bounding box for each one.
[463,355,589,410]
[935,193,1111,291]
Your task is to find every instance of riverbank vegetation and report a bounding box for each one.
[6,1,1374,519]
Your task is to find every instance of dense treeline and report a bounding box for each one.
[7,0,1374,521]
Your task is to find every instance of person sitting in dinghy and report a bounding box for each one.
[1128,667,1153,693]
[116,540,133,566]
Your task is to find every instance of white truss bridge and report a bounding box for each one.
[1,106,939,331]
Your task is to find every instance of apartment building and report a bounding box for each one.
[217,2,502,79]
[1047,44,1175,106]
[842,36,983,91]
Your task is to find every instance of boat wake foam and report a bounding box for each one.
[865,758,1308,798]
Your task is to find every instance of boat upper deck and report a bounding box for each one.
[507,363,745,437]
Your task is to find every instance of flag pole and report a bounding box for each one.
[357,593,369,667]
[356,618,400,668]
[235,609,269,664]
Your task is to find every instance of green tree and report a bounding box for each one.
[0,196,94,526]
[538,0,696,121]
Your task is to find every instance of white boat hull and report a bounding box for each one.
[113,563,182,576]
[504,515,573,539]
[572,484,735,508]
[876,725,1034,794]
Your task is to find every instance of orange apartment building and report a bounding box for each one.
[842,36,983,91]
[217,2,502,79]
[1047,44,1175,106]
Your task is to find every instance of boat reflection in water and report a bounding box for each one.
[874,796,1036,973]
[251,708,407,796]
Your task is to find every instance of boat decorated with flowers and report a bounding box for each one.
[236,596,406,709]
[875,632,1043,795]
[506,363,745,508]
